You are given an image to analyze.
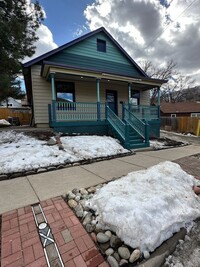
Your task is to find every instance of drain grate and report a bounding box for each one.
[32,204,64,267]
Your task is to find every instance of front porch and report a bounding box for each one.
[48,101,160,149]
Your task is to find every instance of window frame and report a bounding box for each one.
[97,39,106,52]
[171,114,176,117]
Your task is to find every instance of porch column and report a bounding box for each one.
[50,72,56,100]
[50,72,56,122]
[128,83,132,105]
[96,79,100,120]
[157,87,160,119]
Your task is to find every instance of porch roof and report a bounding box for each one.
[43,61,167,90]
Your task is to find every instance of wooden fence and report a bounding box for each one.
[160,117,200,136]
[0,108,32,125]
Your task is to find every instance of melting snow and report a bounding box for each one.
[0,131,128,174]
[87,161,200,255]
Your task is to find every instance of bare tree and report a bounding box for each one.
[139,59,195,104]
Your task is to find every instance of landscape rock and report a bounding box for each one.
[82,212,92,226]
[99,242,110,252]
[74,204,84,218]
[85,223,95,233]
[72,188,79,195]
[118,247,130,260]
[47,137,56,146]
[119,259,128,266]
[90,232,97,243]
[47,166,56,171]
[80,188,88,195]
[129,249,141,263]
[105,248,114,256]
[68,199,78,209]
[113,252,120,262]
[37,168,46,173]
[97,232,111,243]
[107,255,119,267]
[105,230,112,238]
[0,174,8,180]
[67,191,76,200]
[87,186,96,193]
[75,195,81,202]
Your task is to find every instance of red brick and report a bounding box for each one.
[65,259,76,267]
[1,241,12,258]
[45,214,55,223]
[52,196,62,201]
[98,262,110,267]
[70,227,87,239]
[82,234,95,249]
[42,207,56,215]
[74,237,88,253]
[46,199,53,206]
[26,256,46,267]
[43,204,54,211]
[86,254,104,267]
[40,200,47,207]
[50,219,66,234]
[2,232,20,243]
[25,206,32,214]
[33,242,44,260]
[54,232,65,247]
[52,211,61,221]
[10,217,19,229]
[54,202,63,211]
[60,209,74,219]
[73,255,87,267]
[5,258,24,267]
[23,246,35,265]
[2,226,20,238]
[17,207,25,216]
[28,221,37,233]
[19,224,29,235]
[21,231,38,243]
[19,216,34,226]
[63,217,73,228]
[2,220,11,232]
[62,247,80,263]
[18,212,33,222]
[70,215,80,226]
[12,237,22,254]
[61,201,70,209]
[22,236,40,248]
[82,247,99,261]
[2,212,17,222]
[1,251,22,266]
[59,241,76,254]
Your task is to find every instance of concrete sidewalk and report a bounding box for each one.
[1,144,200,214]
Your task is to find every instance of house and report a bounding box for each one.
[23,27,166,149]
[0,97,22,108]
[160,102,200,117]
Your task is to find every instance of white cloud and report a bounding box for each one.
[84,0,200,84]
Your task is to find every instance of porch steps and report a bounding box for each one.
[128,127,149,149]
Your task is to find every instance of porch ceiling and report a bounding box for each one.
[42,61,167,90]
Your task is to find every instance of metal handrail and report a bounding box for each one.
[107,106,126,140]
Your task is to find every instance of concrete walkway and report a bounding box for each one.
[0,145,200,214]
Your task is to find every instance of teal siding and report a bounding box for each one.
[48,32,144,78]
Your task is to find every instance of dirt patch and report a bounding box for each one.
[24,131,53,141]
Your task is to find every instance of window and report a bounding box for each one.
[130,90,140,105]
[56,82,75,110]
[8,104,12,107]
[97,39,106,52]
[171,114,176,117]
[191,113,200,117]
[56,81,75,102]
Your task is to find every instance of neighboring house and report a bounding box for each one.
[0,97,22,108]
[23,27,166,149]
[160,102,200,118]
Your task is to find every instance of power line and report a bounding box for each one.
[144,0,199,50]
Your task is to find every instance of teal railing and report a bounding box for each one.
[124,107,149,142]
[106,106,126,141]
[53,102,106,121]
[125,104,159,120]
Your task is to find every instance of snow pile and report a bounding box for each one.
[87,162,200,255]
[0,131,128,174]
[0,119,10,126]
[150,140,171,149]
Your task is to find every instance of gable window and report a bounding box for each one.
[56,81,75,110]
[191,113,200,117]
[97,39,106,52]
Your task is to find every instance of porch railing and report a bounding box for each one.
[51,101,106,121]
[107,106,126,140]
[125,104,159,120]
[124,107,149,142]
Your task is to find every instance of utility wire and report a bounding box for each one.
[144,0,199,50]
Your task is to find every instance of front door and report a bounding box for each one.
[106,90,118,115]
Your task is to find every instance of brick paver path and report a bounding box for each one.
[0,196,109,267]
[174,155,200,177]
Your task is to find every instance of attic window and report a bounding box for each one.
[97,39,106,52]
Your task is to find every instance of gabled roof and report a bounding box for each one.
[23,27,147,77]
[160,102,200,114]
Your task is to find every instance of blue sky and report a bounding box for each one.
[39,0,93,45]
